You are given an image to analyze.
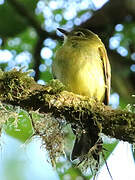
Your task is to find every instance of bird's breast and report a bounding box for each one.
[53,42,106,102]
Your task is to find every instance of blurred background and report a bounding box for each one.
[0,0,135,179]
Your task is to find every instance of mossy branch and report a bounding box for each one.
[0,69,135,144]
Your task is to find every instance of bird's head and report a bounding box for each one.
[57,28,99,42]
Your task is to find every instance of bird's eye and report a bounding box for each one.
[74,31,85,37]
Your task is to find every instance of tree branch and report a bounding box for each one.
[0,69,135,144]
[33,36,44,81]
[80,0,135,34]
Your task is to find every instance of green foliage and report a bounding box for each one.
[103,140,118,160]
[0,0,38,37]
[122,23,135,46]
[40,69,53,82]
[56,160,90,180]
[4,110,33,142]
[4,28,37,53]
[114,23,135,58]
[0,0,134,179]
[0,102,33,142]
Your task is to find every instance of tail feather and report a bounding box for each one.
[71,132,93,160]
[71,132,102,163]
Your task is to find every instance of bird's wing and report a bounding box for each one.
[98,46,111,105]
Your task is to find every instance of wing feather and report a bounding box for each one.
[98,46,111,105]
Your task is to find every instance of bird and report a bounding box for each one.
[52,28,111,161]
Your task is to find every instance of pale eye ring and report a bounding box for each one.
[74,31,85,37]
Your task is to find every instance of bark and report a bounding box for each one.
[0,69,134,144]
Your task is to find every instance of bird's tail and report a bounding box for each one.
[71,131,102,164]
[71,131,101,160]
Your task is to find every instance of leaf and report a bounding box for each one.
[103,140,118,160]
[40,69,53,82]
[4,110,33,142]
[56,160,90,180]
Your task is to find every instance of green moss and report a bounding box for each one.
[0,69,36,101]
[47,79,66,94]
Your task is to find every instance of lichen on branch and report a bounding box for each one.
[0,69,134,142]
[0,69,135,166]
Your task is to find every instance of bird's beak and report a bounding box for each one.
[57,28,69,36]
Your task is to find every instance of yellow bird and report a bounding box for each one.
[52,28,111,160]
